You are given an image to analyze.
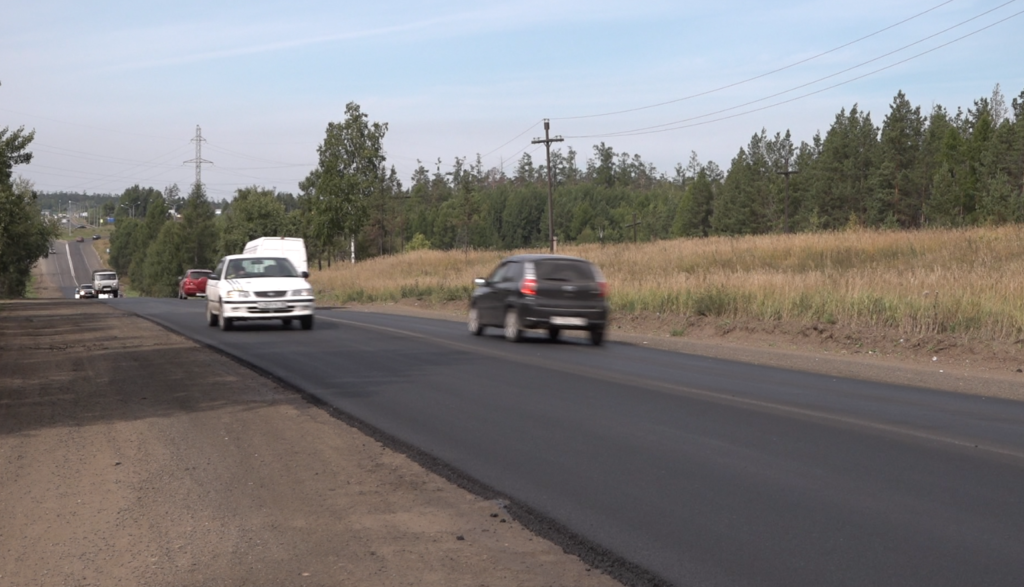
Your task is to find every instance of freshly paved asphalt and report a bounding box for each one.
[92,292,1024,587]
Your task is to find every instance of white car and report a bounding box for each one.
[205,254,315,331]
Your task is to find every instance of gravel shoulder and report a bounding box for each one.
[1,277,620,586]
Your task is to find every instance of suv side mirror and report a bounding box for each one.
[208,272,220,281]
[301,271,309,278]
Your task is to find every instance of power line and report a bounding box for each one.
[552,0,961,121]
[480,119,544,159]
[568,7,1024,139]
[204,142,312,166]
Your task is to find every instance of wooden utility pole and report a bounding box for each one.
[776,155,799,233]
[532,119,563,253]
[625,213,642,243]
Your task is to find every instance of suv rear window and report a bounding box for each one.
[536,260,595,282]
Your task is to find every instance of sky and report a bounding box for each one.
[2,0,1022,202]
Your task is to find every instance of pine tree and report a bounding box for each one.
[180,182,218,268]
[873,91,925,227]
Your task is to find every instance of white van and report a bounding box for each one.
[242,237,308,274]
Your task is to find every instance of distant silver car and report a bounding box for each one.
[74,284,96,299]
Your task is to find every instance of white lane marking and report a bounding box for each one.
[65,241,79,285]
[53,247,66,288]
[317,313,1024,462]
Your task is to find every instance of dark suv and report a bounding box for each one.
[469,254,609,345]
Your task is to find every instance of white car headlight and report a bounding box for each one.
[289,288,313,297]
[224,290,251,299]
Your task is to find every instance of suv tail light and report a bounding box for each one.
[597,281,608,297]
[520,277,537,296]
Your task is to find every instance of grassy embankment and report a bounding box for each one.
[310,225,1024,342]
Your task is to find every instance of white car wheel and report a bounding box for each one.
[219,304,233,331]
[206,303,218,327]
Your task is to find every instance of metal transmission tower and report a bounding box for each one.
[531,119,563,253]
[184,125,213,187]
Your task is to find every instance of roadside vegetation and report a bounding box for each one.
[311,225,1024,342]
[1,126,59,298]
[12,84,1024,322]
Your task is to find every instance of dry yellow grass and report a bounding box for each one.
[310,226,1024,341]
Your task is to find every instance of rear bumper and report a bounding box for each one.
[518,302,608,330]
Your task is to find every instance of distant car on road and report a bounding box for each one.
[205,255,315,331]
[74,284,96,299]
[91,234,101,240]
[469,254,610,345]
[49,246,56,254]
[178,269,212,299]
[75,236,84,242]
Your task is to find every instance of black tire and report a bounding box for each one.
[468,306,484,336]
[300,315,314,330]
[547,327,560,341]
[504,308,522,342]
[590,328,604,346]
[218,304,233,331]
[282,318,293,329]
[206,303,218,327]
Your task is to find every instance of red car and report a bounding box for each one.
[178,269,212,299]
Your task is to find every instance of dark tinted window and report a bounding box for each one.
[536,260,595,282]
[487,263,508,283]
[504,262,523,282]
[226,257,298,279]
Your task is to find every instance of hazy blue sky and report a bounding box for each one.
[2,0,1022,201]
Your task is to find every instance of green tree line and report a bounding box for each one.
[105,86,1024,297]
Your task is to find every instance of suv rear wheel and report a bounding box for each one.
[504,308,522,342]
[590,328,604,346]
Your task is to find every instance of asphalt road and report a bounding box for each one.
[94,293,1024,587]
[40,238,105,298]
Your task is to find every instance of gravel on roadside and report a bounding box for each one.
[0,298,622,587]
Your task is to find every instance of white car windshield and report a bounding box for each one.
[225,257,299,279]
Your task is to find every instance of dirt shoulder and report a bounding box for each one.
[0,296,619,587]
[342,299,1024,403]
